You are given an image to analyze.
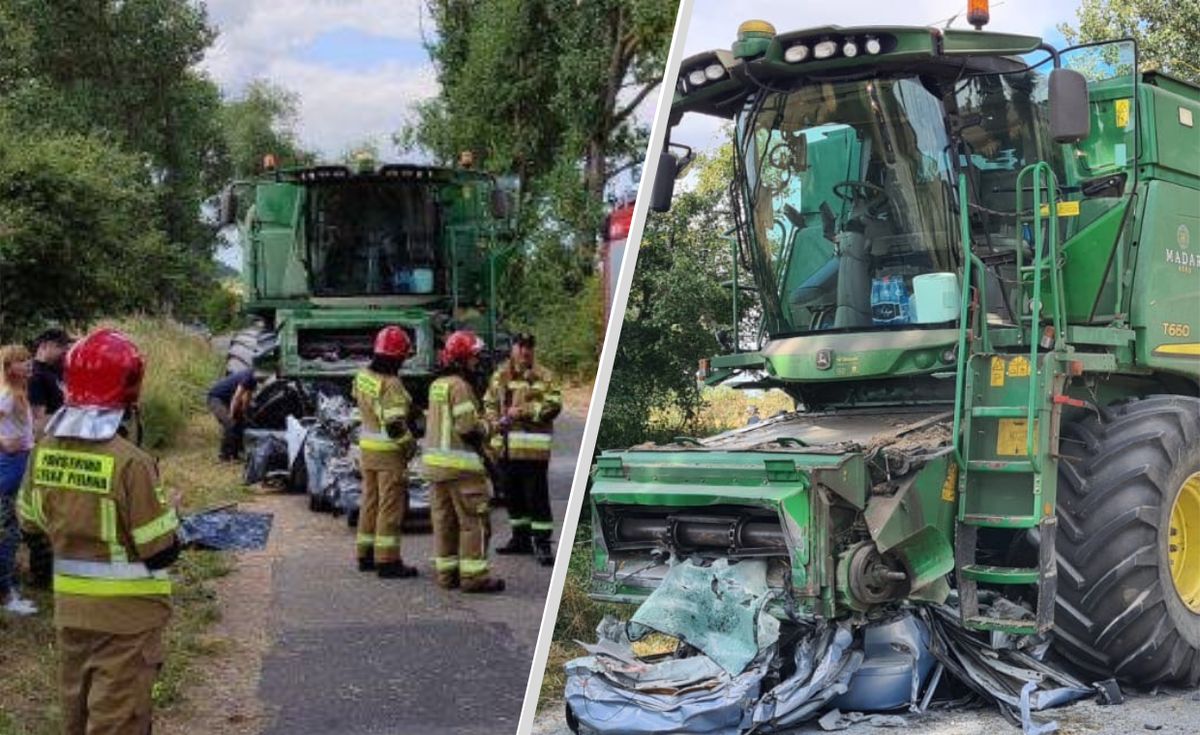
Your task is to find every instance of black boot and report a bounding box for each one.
[462,576,506,594]
[357,550,375,572]
[533,538,555,567]
[377,560,420,579]
[496,534,533,555]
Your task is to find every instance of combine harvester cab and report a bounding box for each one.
[571,9,1199,732]
[224,157,517,394]
[220,157,518,517]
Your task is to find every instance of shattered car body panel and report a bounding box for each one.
[590,408,957,619]
[628,559,780,675]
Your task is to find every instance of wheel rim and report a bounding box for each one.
[1169,472,1200,613]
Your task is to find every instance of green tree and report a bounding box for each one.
[0,118,210,340]
[597,151,737,450]
[406,0,679,377]
[220,80,311,177]
[1060,0,1200,84]
[0,0,226,254]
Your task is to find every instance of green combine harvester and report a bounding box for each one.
[220,155,516,397]
[588,17,1200,691]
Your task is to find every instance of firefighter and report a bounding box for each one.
[421,330,505,593]
[17,329,181,735]
[485,333,561,566]
[352,326,418,578]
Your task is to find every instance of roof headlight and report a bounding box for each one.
[704,63,726,81]
[784,44,810,63]
[842,40,859,58]
[813,40,838,59]
[687,68,708,87]
[865,36,882,55]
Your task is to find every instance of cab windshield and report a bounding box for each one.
[736,68,1059,335]
[308,182,441,297]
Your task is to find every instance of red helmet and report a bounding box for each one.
[65,329,145,409]
[373,326,411,358]
[439,330,482,367]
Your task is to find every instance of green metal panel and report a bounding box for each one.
[245,183,307,303]
[1128,179,1200,376]
[276,307,435,378]
[1059,199,1130,321]
[762,330,958,381]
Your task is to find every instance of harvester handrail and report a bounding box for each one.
[1014,161,1064,472]
[952,172,972,469]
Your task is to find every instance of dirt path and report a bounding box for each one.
[162,391,589,735]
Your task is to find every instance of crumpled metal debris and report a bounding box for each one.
[628,559,780,675]
[817,709,907,731]
[179,507,273,550]
[920,600,1093,735]
[565,613,770,735]
[565,579,1105,735]
[750,623,864,731]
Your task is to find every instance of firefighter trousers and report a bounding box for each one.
[359,467,407,565]
[430,475,493,590]
[58,625,164,735]
[502,459,553,540]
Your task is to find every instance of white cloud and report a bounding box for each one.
[202,0,428,86]
[257,57,437,158]
[200,0,434,158]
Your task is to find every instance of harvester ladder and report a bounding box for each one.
[951,165,1066,635]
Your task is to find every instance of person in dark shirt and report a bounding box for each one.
[207,369,258,461]
[28,328,71,437]
[23,329,70,590]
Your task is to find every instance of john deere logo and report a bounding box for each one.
[816,349,833,370]
[1179,224,1190,249]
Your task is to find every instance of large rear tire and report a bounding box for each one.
[1054,395,1200,687]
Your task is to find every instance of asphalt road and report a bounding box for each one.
[255,412,583,735]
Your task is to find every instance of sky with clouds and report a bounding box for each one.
[670,0,1082,153]
[200,0,438,160]
[196,1,1085,168]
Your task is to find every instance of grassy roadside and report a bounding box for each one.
[0,319,247,734]
[538,520,635,712]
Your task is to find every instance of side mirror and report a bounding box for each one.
[649,152,678,213]
[218,186,238,227]
[490,188,512,219]
[1049,68,1091,143]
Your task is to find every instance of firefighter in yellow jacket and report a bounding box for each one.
[17,329,181,735]
[485,333,561,566]
[352,326,418,578]
[421,330,505,593]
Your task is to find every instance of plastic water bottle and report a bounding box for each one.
[871,278,887,324]
[896,277,911,324]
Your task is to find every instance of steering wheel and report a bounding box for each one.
[832,180,888,208]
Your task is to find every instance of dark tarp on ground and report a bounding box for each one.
[179,508,273,551]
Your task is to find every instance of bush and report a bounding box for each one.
[106,316,222,449]
[202,280,243,334]
[0,118,218,341]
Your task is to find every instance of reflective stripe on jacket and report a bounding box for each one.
[353,369,414,455]
[484,360,561,461]
[421,375,489,480]
[16,434,177,633]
